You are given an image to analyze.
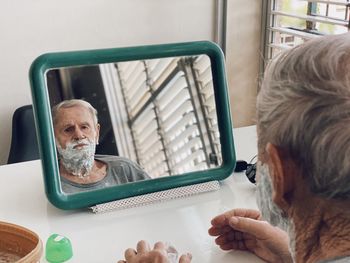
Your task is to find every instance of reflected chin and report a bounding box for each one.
[57,140,96,177]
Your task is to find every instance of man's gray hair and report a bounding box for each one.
[52,99,98,126]
[257,33,350,199]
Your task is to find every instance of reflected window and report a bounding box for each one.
[100,56,221,178]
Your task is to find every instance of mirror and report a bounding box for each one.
[30,41,235,210]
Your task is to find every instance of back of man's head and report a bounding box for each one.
[257,33,350,199]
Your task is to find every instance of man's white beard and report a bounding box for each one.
[57,138,96,178]
[256,162,296,259]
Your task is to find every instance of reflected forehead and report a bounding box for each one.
[56,106,95,126]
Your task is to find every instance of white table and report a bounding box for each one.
[0,126,263,263]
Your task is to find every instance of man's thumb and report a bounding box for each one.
[228,216,269,238]
[179,253,192,263]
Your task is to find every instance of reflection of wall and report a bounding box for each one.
[0,0,216,165]
[0,1,263,165]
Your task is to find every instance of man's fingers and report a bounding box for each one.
[233,208,261,219]
[136,240,151,254]
[124,248,137,260]
[208,225,232,236]
[153,241,166,250]
[179,253,192,263]
[215,230,244,245]
[215,231,245,248]
[123,241,189,262]
[219,243,234,251]
[218,240,248,251]
[228,216,270,239]
[152,242,168,258]
[211,209,261,227]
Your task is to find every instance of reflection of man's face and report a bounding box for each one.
[54,105,99,149]
[54,105,100,177]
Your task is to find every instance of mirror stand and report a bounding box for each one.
[90,180,220,213]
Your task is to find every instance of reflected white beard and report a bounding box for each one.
[57,139,96,178]
[256,162,296,260]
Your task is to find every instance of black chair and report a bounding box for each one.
[7,105,40,164]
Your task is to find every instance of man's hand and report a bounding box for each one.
[117,240,192,263]
[208,208,293,263]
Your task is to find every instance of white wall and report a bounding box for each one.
[226,0,262,127]
[0,0,263,165]
[0,0,216,165]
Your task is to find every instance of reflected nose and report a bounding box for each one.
[73,128,86,140]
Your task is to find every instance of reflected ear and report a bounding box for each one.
[95,123,100,145]
[265,143,294,211]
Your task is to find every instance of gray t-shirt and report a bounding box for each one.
[60,155,150,193]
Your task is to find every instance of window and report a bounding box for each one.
[263,0,350,61]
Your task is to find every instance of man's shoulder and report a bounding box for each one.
[95,154,150,179]
[95,154,138,165]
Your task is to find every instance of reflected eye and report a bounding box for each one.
[64,127,74,133]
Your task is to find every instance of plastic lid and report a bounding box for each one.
[45,234,73,263]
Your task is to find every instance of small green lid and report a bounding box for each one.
[45,234,73,263]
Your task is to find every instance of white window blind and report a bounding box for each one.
[264,0,350,60]
[101,55,221,178]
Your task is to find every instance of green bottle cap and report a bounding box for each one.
[45,234,73,263]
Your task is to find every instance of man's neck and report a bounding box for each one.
[291,193,350,263]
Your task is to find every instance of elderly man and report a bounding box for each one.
[117,33,350,263]
[52,99,150,193]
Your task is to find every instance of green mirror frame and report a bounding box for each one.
[29,41,236,210]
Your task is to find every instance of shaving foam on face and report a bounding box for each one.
[57,138,96,177]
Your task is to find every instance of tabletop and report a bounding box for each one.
[0,125,263,263]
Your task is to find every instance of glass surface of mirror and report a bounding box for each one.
[30,41,235,209]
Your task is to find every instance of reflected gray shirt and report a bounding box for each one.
[60,155,150,194]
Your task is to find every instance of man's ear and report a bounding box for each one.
[95,123,100,145]
[265,143,295,211]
